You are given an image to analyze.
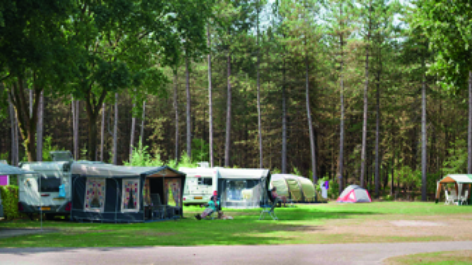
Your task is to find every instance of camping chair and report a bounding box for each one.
[203,196,221,220]
[460,190,469,205]
[450,190,459,205]
[150,194,166,219]
[445,190,454,205]
[260,191,278,221]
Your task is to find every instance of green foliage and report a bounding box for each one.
[411,0,472,91]
[442,139,468,175]
[0,185,25,220]
[125,140,164,167]
[0,152,8,161]
[271,168,281,174]
[191,138,209,163]
[292,166,302,176]
[169,152,198,169]
[42,136,63,162]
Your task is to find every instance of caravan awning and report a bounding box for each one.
[71,164,184,178]
[0,164,36,175]
[439,174,472,184]
[217,168,270,179]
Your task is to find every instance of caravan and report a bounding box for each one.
[18,151,102,219]
[180,163,272,209]
[180,163,218,206]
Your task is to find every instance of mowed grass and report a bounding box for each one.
[0,202,471,248]
[384,250,472,265]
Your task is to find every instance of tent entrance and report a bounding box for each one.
[144,177,183,221]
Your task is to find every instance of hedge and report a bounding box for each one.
[0,185,24,220]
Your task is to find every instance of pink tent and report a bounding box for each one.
[337,185,372,203]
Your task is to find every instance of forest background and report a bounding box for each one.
[1,0,471,200]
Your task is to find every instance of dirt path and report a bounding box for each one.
[1,241,472,265]
[0,228,56,239]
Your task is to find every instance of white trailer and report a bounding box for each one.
[18,151,103,219]
[18,152,74,219]
[180,163,218,206]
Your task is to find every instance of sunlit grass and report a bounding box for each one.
[0,202,470,248]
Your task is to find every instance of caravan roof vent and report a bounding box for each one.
[197,162,210,168]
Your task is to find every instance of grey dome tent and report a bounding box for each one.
[71,163,186,223]
[337,185,372,203]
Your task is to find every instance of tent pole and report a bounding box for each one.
[39,173,42,232]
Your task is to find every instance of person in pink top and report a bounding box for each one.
[271,187,287,207]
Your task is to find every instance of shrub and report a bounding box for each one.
[0,185,25,220]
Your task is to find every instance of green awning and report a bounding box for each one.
[439,174,472,184]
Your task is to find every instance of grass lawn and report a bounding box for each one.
[384,250,472,265]
[0,202,471,248]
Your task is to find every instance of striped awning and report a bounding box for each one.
[439,174,472,184]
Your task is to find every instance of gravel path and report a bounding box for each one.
[1,241,472,265]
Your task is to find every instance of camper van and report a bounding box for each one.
[18,151,103,219]
[180,162,218,206]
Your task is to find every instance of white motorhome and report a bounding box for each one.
[180,162,218,206]
[18,151,103,219]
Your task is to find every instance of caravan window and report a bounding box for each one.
[38,176,61,192]
[198,177,212,186]
[225,180,247,201]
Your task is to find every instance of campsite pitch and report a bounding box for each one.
[0,202,472,248]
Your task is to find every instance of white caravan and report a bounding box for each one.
[18,151,103,219]
[180,162,218,206]
[18,151,74,219]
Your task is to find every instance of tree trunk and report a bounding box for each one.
[29,89,33,118]
[360,10,371,188]
[282,57,287,173]
[129,101,136,161]
[140,101,146,145]
[186,57,192,159]
[9,78,39,162]
[256,1,263,169]
[421,71,427,201]
[173,70,179,161]
[391,136,395,196]
[224,52,232,167]
[112,93,118,165]
[100,103,105,162]
[8,94,19,166]
[305,56,317,183]
[36,91,44,161]
[207,25,214,167]
[468,71,472,174]
[338,6,345,194]
[375,71,381,198]
[72,99,79,160]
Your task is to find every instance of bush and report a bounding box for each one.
[0,185,25,220]
[384,194,394,201]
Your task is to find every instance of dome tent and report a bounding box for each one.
[270,174,321,203]
[337,185,372,203]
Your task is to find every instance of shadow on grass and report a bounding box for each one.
[0,207,380,249]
